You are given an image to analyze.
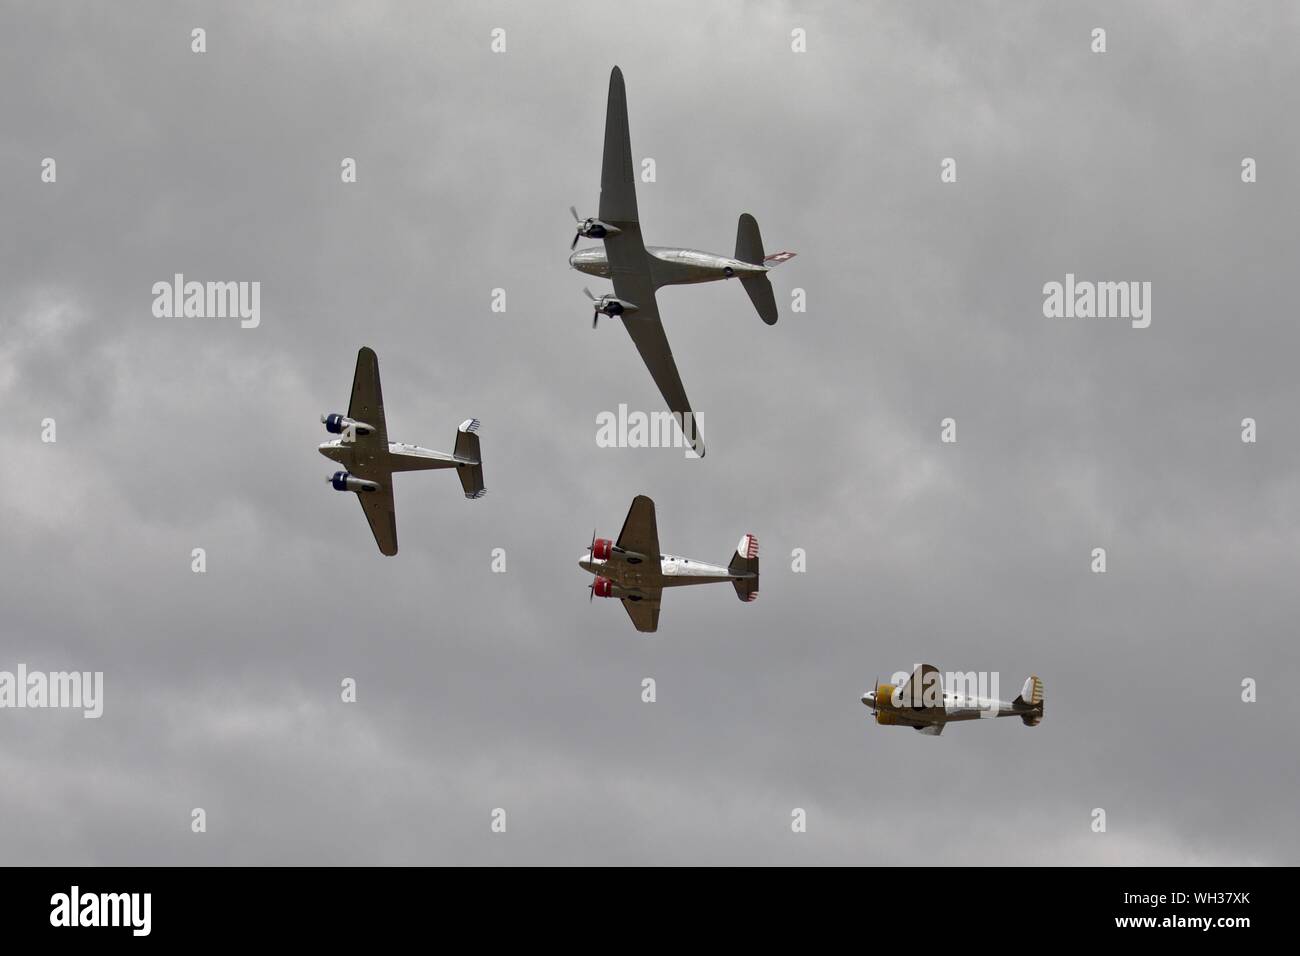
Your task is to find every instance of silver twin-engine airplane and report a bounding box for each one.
[569,66,795,459]
[318,346,485,556]
[578,494,759,633]
[862,665,1045,736]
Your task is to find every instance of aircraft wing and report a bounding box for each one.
[356,476,398,556]
[916,724,945,736]
[599,66,639,227]
[622,595,661,633]
[596,67,704,457]
[347,346,389,450]
[616,494,660,560]
[897,663,944,709]
[617,301,705,458]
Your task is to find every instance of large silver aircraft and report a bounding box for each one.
[862,665,1045,736]
[578,494,759,633]
[569,66,795,459]
[318,346,485,556]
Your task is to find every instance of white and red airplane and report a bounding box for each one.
[578,494,759,633]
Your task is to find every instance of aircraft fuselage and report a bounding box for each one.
[861,684,1031,724]
[569,245,768,287]
[319,439,462,476]
[578,552,738,589]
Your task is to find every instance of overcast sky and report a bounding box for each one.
[2,1,1297,865]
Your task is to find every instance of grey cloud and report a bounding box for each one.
[0,0,1295,865]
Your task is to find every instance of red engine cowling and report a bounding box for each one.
[592,537,613,561]
[593,576,614,598]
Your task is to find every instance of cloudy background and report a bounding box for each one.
[2,0,1297,865]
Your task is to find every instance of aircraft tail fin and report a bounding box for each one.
[454,419,486,499]
[1014,674,1044,726]
[728,533,759,602]
[735,213,788,326]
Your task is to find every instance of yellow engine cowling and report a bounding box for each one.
[873,682,907,725]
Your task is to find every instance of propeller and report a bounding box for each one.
[570,206,623,250]
[583,287,602,329]
[571,206,588,250]
[587,529,597,600]
[869,676,879,720]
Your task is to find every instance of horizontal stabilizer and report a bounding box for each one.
[740,274,779,325]
[736,214,781,325]
[728,533,759,602]
[454,419,486,499]
[735,213,765,265]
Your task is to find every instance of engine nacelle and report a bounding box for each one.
[594,296,638,317]
[329,471,380,493]
[322,413,375,437]
[592,537,613,561]
[592,576,644,600]
[578,218,622,241]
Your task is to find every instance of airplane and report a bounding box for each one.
[318,346,485,556]
[578,494,759,633]
[861,664,1044,736]
[568,66,796,459]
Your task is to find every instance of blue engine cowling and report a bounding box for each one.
[322,413,374,437]
[329,471,379,493]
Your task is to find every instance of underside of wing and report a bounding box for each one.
[356,480,397,556]
[621,595,661,633]
[897,663,944,710]
[618,306,705,458]
[616,494,660,560]
[915,723,945,736]
[348,346,389,449]
[599,66,638,227]
[593,71,703,455]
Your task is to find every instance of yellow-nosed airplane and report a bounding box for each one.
[861,664,1044,736]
